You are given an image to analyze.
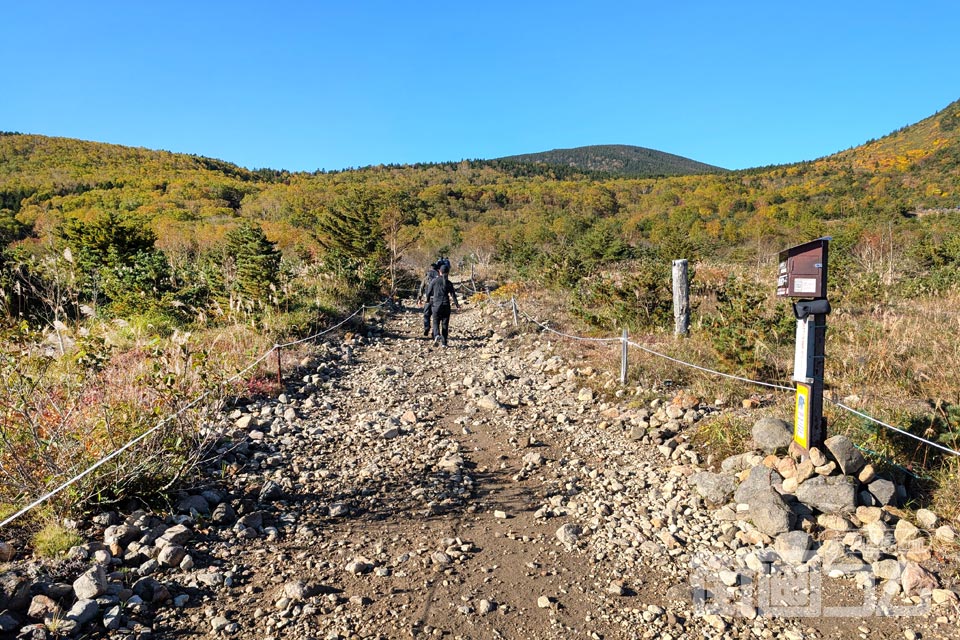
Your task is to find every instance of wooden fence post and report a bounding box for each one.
[673,259,690,336]
[620,328,628,384]
[276,346,283,387]
[511,296,519,327]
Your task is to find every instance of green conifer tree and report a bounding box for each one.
[223,221,281,306]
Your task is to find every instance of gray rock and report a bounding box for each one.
[104,523,141,549]
[283,581,309,600]
[628,425,647,440]
[478,598,496,614]
[752,417,793,453]
[823,435,866,476]
[795,475,857,514]
[67,599,99,626]
[720,453,753,473]
[259,480,285,502]
[734,466,783,504]
[73,565,107,600]
[894,519,920,544]
[345,559,373,575]
[211,616,231,632]
[27,594,61,620]
[863,520,893,547]
[689,471,736,505]
[522,452,546,467]
[211,502,237,525]
[868,478,897,506]
[103,604,122,630]
[157,544,187,568]
[237,511,264,530]
[477,395,500,411]
[131,577,171,603]
[556,523,582,546]
[382,427,400,439]
[437,454,464,473]
[138,559,159,576]
[872,559,902,581]
[235,414,257,430]
[773,530,812,565]
[746,488,795,537]
[0,541,13,562]
[156,524,193,547]
[176,494,211,516]
[817,539,847,567]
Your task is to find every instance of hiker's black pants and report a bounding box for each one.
[422,302,432,330]
[431,305,451,342]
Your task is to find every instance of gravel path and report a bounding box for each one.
[2,300,957,639]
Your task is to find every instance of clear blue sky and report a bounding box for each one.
[3,1,958,172]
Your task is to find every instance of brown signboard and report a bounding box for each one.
[777,238,829,298]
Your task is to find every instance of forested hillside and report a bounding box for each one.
[497,144,725,177]
[3,98,960,324]
[3,98,960,528]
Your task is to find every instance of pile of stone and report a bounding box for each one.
[689,417,959,607]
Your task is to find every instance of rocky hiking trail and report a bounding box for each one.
[2,300,959,639]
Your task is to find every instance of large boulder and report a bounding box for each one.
[795,475,857,514]
[823,435,866,476]
[734,466,783,504]
[752,417,793,453]
[746,488,795,537]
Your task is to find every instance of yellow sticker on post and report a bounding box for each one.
[794,382,810,449]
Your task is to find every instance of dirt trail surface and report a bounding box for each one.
[3,300,958,639]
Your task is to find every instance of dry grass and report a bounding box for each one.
[483,262,960,521]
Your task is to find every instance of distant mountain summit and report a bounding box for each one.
[496,144,726,177]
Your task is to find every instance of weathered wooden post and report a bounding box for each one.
[673,259,689,336]
[511,296,519,327]
[620,328,629,384]
[276,345,283,387]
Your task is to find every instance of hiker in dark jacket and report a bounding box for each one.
[426,262,459,346]
[417,262,440,336]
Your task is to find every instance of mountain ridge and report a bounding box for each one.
[495,143,725,177]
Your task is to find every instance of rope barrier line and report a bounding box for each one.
[519,310,622,344]
[0,302,379,531]
[275,306,366,349]
[833,402,960,458]
[624,339,794,393]
[487,292,960,460]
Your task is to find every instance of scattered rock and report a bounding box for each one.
[689,471,736,505]
[556,523,582,546]
[795,475,857,514]
[752,417,793,453]
[901,561,938,596]
[823,435,866,475]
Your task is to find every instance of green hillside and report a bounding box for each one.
[2,97,960,319]
[5,101,960,515]
[497,144,725,177]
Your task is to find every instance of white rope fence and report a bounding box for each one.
[0,299,390,531]
[499,293,960,459]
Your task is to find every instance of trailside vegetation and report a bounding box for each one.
[2,99,960,518]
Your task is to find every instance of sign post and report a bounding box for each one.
[777,237,831,455]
